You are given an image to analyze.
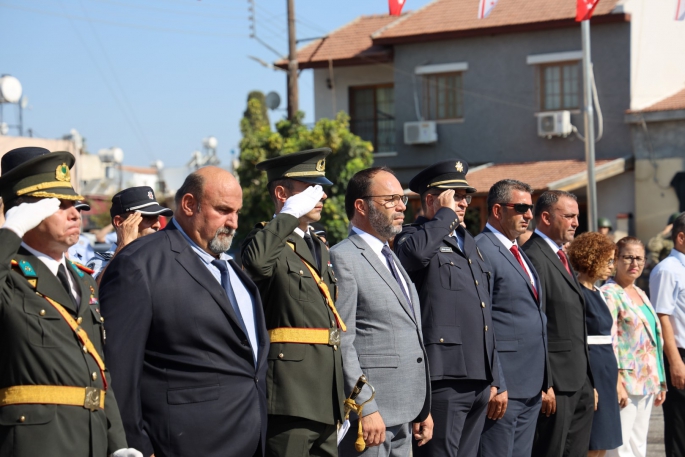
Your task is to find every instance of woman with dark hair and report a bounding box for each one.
[602,237,666,457]
[567,232,622,457]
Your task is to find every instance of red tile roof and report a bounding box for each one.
[374,0,623,44]
[637,87,685,113]
[466,159,616,194]
[276,15,400,69]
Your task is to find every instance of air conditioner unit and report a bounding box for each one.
[404,121,438,145]
[537,111,572,138]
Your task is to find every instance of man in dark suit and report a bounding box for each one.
[475,179,549,457]
[521,190,594,457]
[99,167,269,457]
[241,149,345,457]
[0,147,136,457]
[394,160,502,457]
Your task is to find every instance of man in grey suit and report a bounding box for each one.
[330,166,433,457]
[475,180,549,457]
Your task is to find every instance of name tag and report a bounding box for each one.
[440,247,453,253]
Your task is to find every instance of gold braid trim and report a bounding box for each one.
[26,191,84,200]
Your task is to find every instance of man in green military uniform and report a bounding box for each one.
[0,147,140,457]
[242,148,345,457]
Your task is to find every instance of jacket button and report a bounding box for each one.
[475,280,479,286]
[468,259,472,265]
[481,302,485,308]
[100,317,105,323]
[278,353,284,359]
[18,416,25,423]
[39,309,46,316]
[83,346,88,353]
[439,338,444,343]
[485,326,488,332]
[77,317,83,324]
[254,376,259,383]
[450,261,454,265]
[299,270,304,275]
[417,357,422,363]
[92,372,97,381]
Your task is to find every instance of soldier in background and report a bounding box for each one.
[242,149,345,457]
[0,146,140,457]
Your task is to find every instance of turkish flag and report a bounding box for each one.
[389,0,406,16]
[576,0,601,21]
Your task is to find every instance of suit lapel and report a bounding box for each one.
[483,230,539,304]
[533,234,582,296]
[442,234,461,255]
[67,261,95,319]
[228,259,268,367]
[21,253,80,314]
[350,234,416,323]
[519,248,542,305]
[288,233,319,272]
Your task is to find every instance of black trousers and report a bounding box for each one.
[532,376,594,457]
[664,348,685,457]
[414,379,490,457]
[265,415,337,457]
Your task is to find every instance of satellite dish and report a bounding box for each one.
[0,75,23,104]
[203,136,218,149]
[0,123,8,135]
[151,160,164,170]
[265,92,281,110]
[98,147,124,164]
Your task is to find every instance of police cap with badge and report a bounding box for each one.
[409,159,477,195]
[110,186,173,218]
[256,147,333,185]
[0,146,83,203]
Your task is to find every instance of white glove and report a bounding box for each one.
[280,185,325,219]
[2,198,60,238]
[111,449,144,457]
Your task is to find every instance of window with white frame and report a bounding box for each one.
[416,62,467,121]
[527,51,582,112]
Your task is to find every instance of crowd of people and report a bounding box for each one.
[1,145,684,457]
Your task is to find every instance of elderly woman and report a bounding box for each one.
[567,232,622,457]
[602,237,666,457]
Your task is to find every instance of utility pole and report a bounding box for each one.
[287,0,299,120]
[581,19,598,232]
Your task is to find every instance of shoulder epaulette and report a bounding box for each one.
[255,221,268,228]
[12,259,37,277]
[70,260,95,275]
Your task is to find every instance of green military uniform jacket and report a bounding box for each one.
[242,213,345,425]
[0,229,127,457]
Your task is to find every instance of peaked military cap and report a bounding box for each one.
[74,201,91,211]
[409,159,477,195]
[0,146,84,202]
[256,148,333,186]
[110,186,173,218]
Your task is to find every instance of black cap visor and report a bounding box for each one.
[292,176,334,186]
[116,201,173,217]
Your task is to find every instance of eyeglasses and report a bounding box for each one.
[620,255,645,265]
[607,259,615,266]
[501,203,535,214]
[362,194,409,208]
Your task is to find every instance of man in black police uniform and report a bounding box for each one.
[242,148,345,457]
[394,160,504,457]
[0,146,139,457]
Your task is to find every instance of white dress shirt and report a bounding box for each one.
[22,242,81,303]
[534,228,563,253]
[487,223,537,290]
[350,226,411,297]
[650,249,685,349]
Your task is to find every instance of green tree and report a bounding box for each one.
[236,92,374,245]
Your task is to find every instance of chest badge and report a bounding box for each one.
[440,247,453,253]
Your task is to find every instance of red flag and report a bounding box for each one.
[389,0,406,16]
[576,0,600,21]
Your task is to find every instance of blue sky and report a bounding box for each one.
[0,0,432,168]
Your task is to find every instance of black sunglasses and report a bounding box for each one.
[501,203,534,214]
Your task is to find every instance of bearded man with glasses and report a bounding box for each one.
[394,160,501,457]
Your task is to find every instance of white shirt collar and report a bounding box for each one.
[351,225,388,254]
[486,222,517,250]
[21,242,67,276]
[534,228,562,253]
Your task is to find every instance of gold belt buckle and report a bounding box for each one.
[84,387,101,411]
[328,328,341,346]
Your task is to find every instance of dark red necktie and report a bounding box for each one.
[557,249,572,276]
[510,245,538,300]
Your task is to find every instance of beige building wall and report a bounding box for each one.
[0,137,81,192]
[634,157,684,243]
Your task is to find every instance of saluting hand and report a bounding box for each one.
[2,198,60,238]
[114,212,143,251]
[437,189,456,212]
[541,387,556,416]
[486,387,508,420]
[281,185,325,219]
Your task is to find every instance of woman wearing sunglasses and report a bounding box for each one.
[567,232,622,457]
[602,237,666,457]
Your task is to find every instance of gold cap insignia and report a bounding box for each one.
[55,163,71,182]
[316,159,326,172]
[455,161,464,173]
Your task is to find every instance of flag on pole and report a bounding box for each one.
[477,0,498,19]
[389,0,406,16]
[677,0,685,20]
[576,0,601,22]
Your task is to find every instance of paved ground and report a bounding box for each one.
[648,405,666,456]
